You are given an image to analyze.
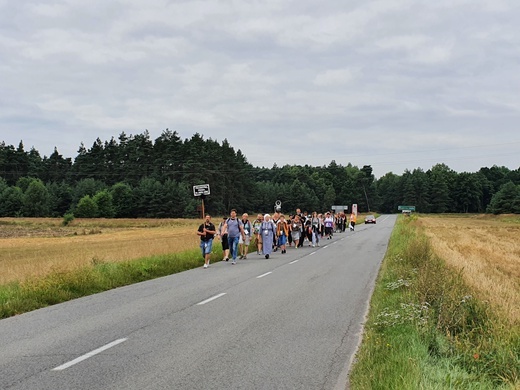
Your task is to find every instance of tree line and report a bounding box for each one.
[1,130,519,218]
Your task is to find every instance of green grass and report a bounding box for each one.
[0,238,259,319]
[349,215,519,389]
[0,244,230,319]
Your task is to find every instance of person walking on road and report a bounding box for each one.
[218,217,230,261]
[252,214,263,255]
[223,209,246,265]
[339,212,347,233]
[296,208,306,247]
[324,212,335,239]
[291,215,302,249]
[197,214,216,269]
[272,211,281,252]
[239,213,252,259]
[349,212,357,231]
[261,214,277,259]
[276,215,289,254]
[310,211,321,247]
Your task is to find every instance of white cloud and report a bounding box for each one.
[314,68,355,87]
[376,35,428,51]
[408,44,453,64]
[0,0,519,176]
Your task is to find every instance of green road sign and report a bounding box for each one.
[398,205,416,211]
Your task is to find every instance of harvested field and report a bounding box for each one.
[0,218,203,284]
[417,214,520,325]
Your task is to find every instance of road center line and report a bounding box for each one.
[289,260,299,264]
[53,338,127,371]
[197,293,227,306]
[257,271,272,279]
[309,252,316,256]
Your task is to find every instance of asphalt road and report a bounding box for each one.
[0,215,396,390]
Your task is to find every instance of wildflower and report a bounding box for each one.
[473,353,480,360]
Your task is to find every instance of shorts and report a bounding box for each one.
[221,234,229,250]
[239,234,251,245]
[200,239,213,255]
[325,226,333,235]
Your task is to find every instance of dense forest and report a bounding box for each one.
[1,130,519,218]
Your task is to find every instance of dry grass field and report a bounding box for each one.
[0,218,203,285]
[417,214,520,326]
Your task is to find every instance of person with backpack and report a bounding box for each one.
[276,215,289,254]
[290,215,302,249]
[324,212,335,239]
[223,209,246,265]
[310,211,321,247]
[252,214,264,255]
[197,214,216,269]
[239,213,252,259]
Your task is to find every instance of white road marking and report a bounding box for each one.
[289,260,299,264]
[53,338,127,371]
[197,293,227,306]
[257,272,272,279]
[309,252,316,256]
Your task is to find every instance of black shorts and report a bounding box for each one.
[221,234,229,250]
[325,226,333,235]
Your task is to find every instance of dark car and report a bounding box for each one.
[364,215,376,224]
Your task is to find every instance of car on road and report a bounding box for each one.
[364,215,376,224]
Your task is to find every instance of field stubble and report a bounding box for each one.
[417,215,520,326]
[0,218,202,285]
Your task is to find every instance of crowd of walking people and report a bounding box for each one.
[198,208,358,268]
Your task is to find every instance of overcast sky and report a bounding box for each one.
[1,0,519,178]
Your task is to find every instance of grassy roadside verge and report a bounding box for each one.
[0,246,224,319]
[349,215,519,389]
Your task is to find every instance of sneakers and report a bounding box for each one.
[224,257,229,261]
[231,260,236,265]
[239,255,244,259]
[203,263,208,269]
[243,255,247,259]
[265,254,269,259]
